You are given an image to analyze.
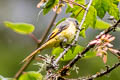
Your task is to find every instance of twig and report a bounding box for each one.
[29,33,40,43]
[63,61,120,80]
[14,12,58,80]
[63,0,86,10]
[108,48,120,58]
[38,13,58,46]
[59,20,120,76]
[14,57,33,79]
[75,8,84,18]
[37,0,90,78]
[85,62,120,80]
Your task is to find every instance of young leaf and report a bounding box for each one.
[93,0,120,19]
[79,28,86,38]
[43,0,59,15]
[113,0,119,5]
[85,6,97,28]
[72,45,96,58]
[66,0,85,14]
[108,3,120,20]
[92,0,110,18]
[70,5,97,28]
[52,45,96,61]
[66,0,85,13]
[52,47,76,61]
[93,19,110,30]
[52,47,64,58]
[94,19,120,32]
[18,71,42,80]
[84,50,96,58]
[4,21,35,34]
[79,24,88,38]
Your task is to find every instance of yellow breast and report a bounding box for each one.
[62,22,77,43]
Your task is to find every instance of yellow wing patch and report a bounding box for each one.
[46,22,69,41]
[47,28,59,41]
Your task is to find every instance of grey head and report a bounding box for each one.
[66,18,79,27]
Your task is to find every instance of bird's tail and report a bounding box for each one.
[21,46,43,63]
[22,38,57,63]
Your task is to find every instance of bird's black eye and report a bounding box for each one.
[75,20,79,25]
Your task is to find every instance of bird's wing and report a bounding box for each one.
[46,21,69,41]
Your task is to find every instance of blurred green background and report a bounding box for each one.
[0,0,120,80]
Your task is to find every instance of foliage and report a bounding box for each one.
[92,0,120,20]
[43,0,59,15]
[18,71,42,80]
[52,45,96,61]
[2,0,120,80]
[94,19,110,29]
[4,21,35,34]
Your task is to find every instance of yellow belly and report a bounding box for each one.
[42,22,77,48]
[57,22,77,43]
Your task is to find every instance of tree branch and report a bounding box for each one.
[14,12,58,80]
[38,13,58,46]
[85,62,120,80]
[44,0,92,79]
[14,57,33,79]
[63,0,86,10]
[63,61,120,80]
[59,19,120,76]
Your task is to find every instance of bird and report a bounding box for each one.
[22,18,79,63]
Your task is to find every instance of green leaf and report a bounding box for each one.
[43,0,59,15]
[52,47,77,61]
[92,0,110,18]
[84,50,96,58]
[70,6,97,28]
[52,47,64,58]
[94,19,120,32]
[52,47,76,61]
[79,24,88,38]
[19,71,42,80]
[66,5,72,13]
[52,45,96,61]
[85,6,97,28]
[66,0,85,13]
[108,3,120,20]
[4,21,35,34]
[75,0,85,4]
[72,45,84,55]
[72,45,96,58]
[93,19,110,30]
[112,0,119,5]
[79,28,86,38]
[93,0,120,19]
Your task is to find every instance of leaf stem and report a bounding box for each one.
[29,33,40,43]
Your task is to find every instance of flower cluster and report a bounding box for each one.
[37,0,75,14]
[89,34,116,63]
[37,0,47,8]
